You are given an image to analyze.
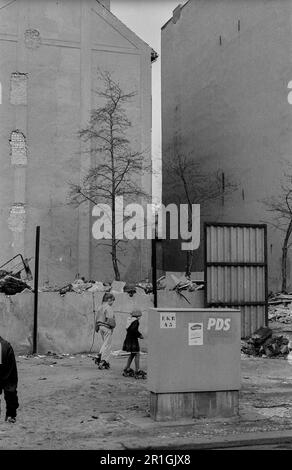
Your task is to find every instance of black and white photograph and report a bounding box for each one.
[0,0,292,456]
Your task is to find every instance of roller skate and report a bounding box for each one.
[98,360,110,370]
[122,368,135,377]
[93,353,101,365]
[5,416,16,423]
[134,370,147,380]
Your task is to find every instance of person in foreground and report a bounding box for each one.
[0,335,19,423]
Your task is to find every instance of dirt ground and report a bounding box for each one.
[2,327,292,450]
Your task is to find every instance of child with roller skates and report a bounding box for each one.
[94,292,116,370]
[122,309,146,379]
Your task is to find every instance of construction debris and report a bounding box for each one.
[47,279,111,296]
[0,269,204,298]
[136,279,153,294]
[268,292,292,304]
[0,275,32,295]
[0,254,32,281]
[157,276,166,290]
[71,279,93,293]
[134,286,147,296]
[123,283,137,296]
[0,254,33,295]
[166,273,204,294]
[42,274,205,297]
[111,281,126,293]
[241,326,290,358]
[268,292,292,323]
[87,282,108,292]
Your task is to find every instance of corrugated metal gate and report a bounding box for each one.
[204,223,268,338]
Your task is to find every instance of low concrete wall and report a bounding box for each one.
[0,290,204,354]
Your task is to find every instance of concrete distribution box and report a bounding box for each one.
[148,308,241,394]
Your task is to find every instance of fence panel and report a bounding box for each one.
[204,223,268,338]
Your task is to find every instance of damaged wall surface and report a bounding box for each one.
[162,1,292,291]
[0,0,152,285]
[0,290,204,354]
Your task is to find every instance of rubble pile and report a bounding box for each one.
[268,293,292,323]
[136,279,153,294]
[0,269,11,278]
[41,276,168,297]
[241,326,290,358]
[0,270,204,297]
[58,279,111,296]
[0,274,32,295]
[166,274,204,293]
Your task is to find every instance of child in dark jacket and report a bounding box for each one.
[122,309,146,379]
[0,336,19,423]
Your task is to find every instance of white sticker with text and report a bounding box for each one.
[188,322,203,345]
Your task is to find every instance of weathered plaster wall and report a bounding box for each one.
[0,290,204,354]
[162,0,292,291]
[0,0,152,285]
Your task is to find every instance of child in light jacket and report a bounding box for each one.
[95,292,116,370]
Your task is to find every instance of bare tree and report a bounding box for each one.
[69,71,149,281]
[165,154,237,277]
[263,172,292,293]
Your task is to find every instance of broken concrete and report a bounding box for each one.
[111,281,126,293]
[241,326,290,358]
[0,275,31,295]
[269,292,292,323]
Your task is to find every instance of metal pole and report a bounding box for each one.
[33,226,40,354]
[152,215,158,308]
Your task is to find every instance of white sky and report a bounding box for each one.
[111,0,181,204]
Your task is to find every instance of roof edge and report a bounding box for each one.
[95,0,157,58]
[161,0,191,31]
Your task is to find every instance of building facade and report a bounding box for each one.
[162,0,292,291]
[0,0,153,284]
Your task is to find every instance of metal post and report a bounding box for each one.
[33,226,40,354]
[152,215,158,308]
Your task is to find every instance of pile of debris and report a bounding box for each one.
[268,292,292,323]
[0,274,32,295]
[38,272,204,298]
[166,274,204,294]
[0,254,33,295]
[41,277,163,297]
[241,326,290,358]
[56,279,156,297]
[58,279,111,296]
[173,278,204,294]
